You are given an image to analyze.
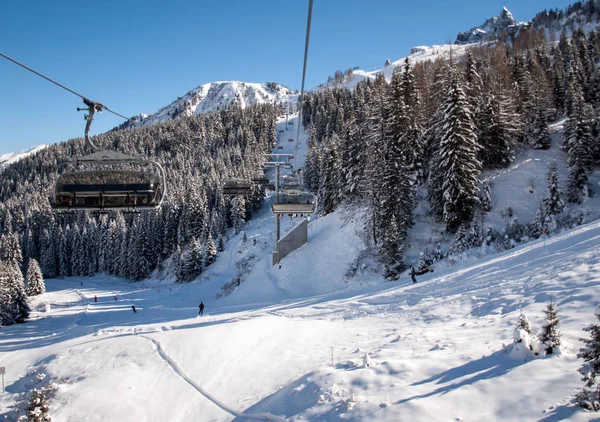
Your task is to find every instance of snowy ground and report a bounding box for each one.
[2,215,600,421]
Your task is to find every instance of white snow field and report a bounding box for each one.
[2,210,600,421]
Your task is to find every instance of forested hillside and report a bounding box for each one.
[0,104,278,325]
[301,27,600,278]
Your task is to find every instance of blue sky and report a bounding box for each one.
[0,0,574,155]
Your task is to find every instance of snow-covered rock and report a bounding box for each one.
[455,7,528,45]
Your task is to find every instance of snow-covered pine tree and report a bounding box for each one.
[317,134,343,215]
[517,313,532,335]
[26,387,51,422]
[450,223,469,255]
[539,300,561,355]
[364,74,390,244]
[58,225,70,277]
[26,259,45,296]
[478,93,522,168]
[39,228,57,279]
[13,288,30,323]
[525,104,552,149]
[0,262,15,326]
[565,96,594,204]
[231,196,246,235]
[380,215,404,280]
[541,162,566,217]
[304,128,321,194]
[479,180,493,212]
[429,64,481,233]
[217,234,224,252]
[205,234,217,267]
[181,238,203,282]
[577,306,600,411]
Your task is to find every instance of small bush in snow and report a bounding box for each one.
[26,388,51,422]
[576,306,600,411]
[539,300,561,355]
[517,313,532,336]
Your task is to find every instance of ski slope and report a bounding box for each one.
[1,205,600,420]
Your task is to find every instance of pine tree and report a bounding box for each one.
[304,128,321,194]
[205,234,217,267]
[380,215,404,279]
[541,162,566,217]
[480,181,493,212]
[429,65,481,233]
[317,135,343,215]
[478,93,522,168]
[526,105,552,149]
[231,196,246,235]
[26,259,45,296]
[565,98,594,204]
[0,263,15,326]
[577,306,600,411]
[539,300,561,355]
[517,313,532,335]
[39,228,57,279]
[13,288,30,323]
[26,388,51,422]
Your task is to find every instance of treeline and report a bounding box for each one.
[0,103,279,318]
[301,28,600,278]
[533,0,600,31]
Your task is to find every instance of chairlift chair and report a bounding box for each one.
[52,99,166,211]
[251,176,271,186]
[222,178,253,196]
[270,191,316,215]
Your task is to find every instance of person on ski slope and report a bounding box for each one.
[409,266,417,283]
[199,301,205,316]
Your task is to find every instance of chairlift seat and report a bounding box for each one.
[223,178,253,196]
[270,192,316,214]
[53,170,161,210]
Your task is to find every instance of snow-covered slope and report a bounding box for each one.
[2,207,599,421]
[0,144,47,171]
[119,81,298,129]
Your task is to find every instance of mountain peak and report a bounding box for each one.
[455,7,520,45]
[118,81,298,130]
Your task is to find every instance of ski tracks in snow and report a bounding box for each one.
[140,334,287,422]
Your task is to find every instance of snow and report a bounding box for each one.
[324,43,479,91]
[0,144,47,171]
[126,81,298,128]
[2,213,600,420]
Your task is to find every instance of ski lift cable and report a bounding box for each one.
[0,51,128,120]
[294,0,313,170]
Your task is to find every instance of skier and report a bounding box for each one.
[131,305,137,313]
[94,295,98,302]
[199,301,205,316]
[409,266,417,284]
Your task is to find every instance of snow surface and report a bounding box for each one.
[2,118,600,421]
[2,205,600,421]
[0,144,47,171]
[323,43,477,91]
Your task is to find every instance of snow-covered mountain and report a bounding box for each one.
[455,7,528,44]
[0,144,47,171]
[118,81,298,129]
